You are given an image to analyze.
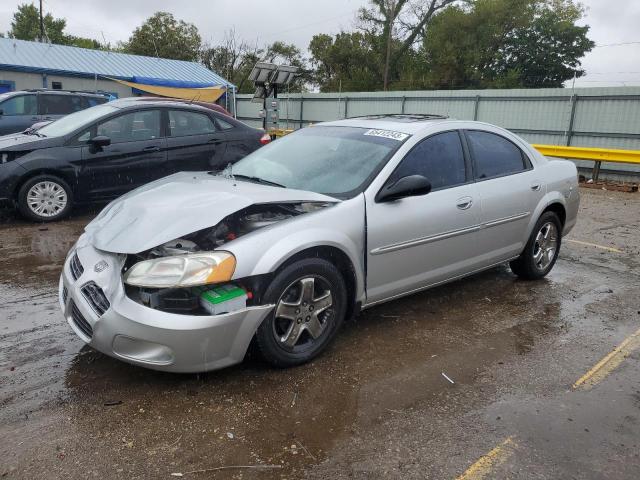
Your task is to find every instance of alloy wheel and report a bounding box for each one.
[273,276,334,351]
[533,221,558,271]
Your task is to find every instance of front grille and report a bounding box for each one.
[69,252,84,281]
[62,286,68,304]
[70,301,93,339]
[81,282,110,316]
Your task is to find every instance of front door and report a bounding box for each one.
[77,109,167,201]
[366,131,482,304]
[165,109,229,174]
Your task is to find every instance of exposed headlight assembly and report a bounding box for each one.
[123,251,236,288]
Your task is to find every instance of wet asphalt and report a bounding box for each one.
[0,188,639,479]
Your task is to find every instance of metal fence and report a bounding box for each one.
[236,86,640,180]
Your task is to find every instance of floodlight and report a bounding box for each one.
[249,62,278,83]
[272,65,299,85]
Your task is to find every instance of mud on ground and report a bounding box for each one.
[1,188,639,479]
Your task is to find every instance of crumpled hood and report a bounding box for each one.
[85,171,337,254]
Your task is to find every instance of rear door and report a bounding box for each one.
[464,129,544,265]
[213,114,261,163]
[165,108,229,174]
[38,93,80,122]
[77,109,167,200]
[0,93,39,134]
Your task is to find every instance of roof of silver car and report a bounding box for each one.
[319,114,451,134]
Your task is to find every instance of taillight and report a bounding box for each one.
[260,133,271,145]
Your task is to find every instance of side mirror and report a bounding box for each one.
[89,135,111,147]
[88,135,111,152]
[376,175,432,203]
[0,108,4,116]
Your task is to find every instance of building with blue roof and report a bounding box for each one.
[0,37,235,107]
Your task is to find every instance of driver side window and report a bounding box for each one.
[388,131,467,191]
[96,110,161,144]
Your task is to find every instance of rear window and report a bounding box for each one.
[466,130,528,179]
[40,94,77,115]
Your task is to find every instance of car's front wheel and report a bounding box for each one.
[17,175,73,222]
[256,258,347,367]
[510,211,562,280]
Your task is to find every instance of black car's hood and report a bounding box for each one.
[0,133,63,151]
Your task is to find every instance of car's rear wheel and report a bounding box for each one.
[256,258,347,367]
[17,175,73,222]
[510,211,562,280]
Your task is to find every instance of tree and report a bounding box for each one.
[201,29,261,93]
[124,12,201,61]
[9,3,66,44]
[261,41,310,92]
[202,33,309,93]
[422,0,594,88]
[309,32,381,91]
[358,0,460,89]
[8,3,105,49]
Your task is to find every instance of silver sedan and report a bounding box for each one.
[59,115,579,372]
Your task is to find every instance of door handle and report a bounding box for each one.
[31,116,39,121]
[143,145,161,152]
[530,183,541,191]
[456,196,473,210]
[207,139,223,145]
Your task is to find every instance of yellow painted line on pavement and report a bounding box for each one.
[455,437,517,480]
[566,239,622,253]
[573,327,640,390]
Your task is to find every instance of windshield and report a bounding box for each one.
[37,104,119,137]
[231,126,408,197]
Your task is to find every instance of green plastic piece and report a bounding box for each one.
[198,285,246,305]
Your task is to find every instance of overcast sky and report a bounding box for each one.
[1,0,639,87]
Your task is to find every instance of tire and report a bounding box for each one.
[510,211,562,280]
[256,258,347,368]
[17,175,73,222]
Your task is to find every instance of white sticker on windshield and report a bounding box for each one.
[364,129,409,141]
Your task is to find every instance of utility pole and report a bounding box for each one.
[38,0,44,42]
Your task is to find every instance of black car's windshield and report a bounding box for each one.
[231,126,408,197]
[37,104,119,138]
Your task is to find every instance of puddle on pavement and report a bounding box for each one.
[11,265,576,477]
[1,204,638,478]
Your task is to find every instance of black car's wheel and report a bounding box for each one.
[256,258,347,368]
[510,211,562,280]
[17,175,73,222]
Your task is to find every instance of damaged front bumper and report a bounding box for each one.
[59,240,274,373]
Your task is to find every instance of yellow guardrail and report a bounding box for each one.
[268,128,294,138]
[533,145,640,165]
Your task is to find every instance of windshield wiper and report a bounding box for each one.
[24,128,45,137]
[232,174,287,188]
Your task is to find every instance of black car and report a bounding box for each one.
[0,89,109,135]
[0,98,266,221]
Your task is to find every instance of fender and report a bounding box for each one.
[523,158,579,243]
[225,195,367,303]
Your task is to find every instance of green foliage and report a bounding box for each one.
[10,2,67,44]
[202,34,308,93]
[422,0,595,88]
[309,32,381,92]
[124,12,201,61]
[8,3,105,50]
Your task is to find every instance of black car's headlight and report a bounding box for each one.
[1,152,18,164]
